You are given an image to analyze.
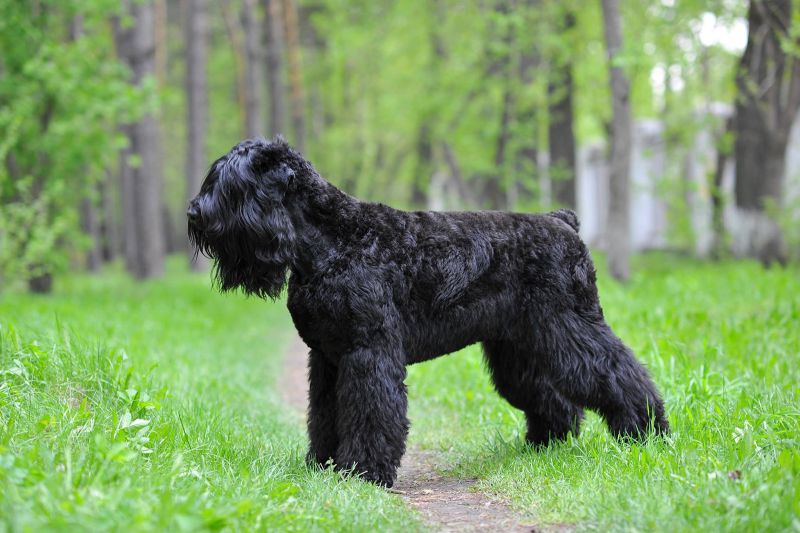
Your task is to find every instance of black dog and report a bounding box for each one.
[188,138,669,488]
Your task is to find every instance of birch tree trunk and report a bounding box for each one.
[114,0,165,279]
[185,0,209,270]
[601,0,632,282]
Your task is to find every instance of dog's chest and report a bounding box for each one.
[286,282,360,355]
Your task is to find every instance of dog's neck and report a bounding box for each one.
[288,172,361,280]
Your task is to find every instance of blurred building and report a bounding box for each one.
[577,108,800,255]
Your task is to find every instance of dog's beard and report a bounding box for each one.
[189,205,295,300]
[214,251,289,299]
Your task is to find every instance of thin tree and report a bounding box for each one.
[486,0,515,210]
[264,0,286,137]
[548,10,577,209]
[733,0,800,265]
[243,0,263,138]
[282,0,306,152]
[221,0,248,136]
[412,0,447,208]
[113,0,165,279]
[514,0,542,205]
[71,14,102,272]
[185,0,209,270]
[601,0,633,282]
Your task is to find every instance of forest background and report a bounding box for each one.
[1,0,799,289]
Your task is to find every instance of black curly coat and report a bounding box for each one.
[188,138,669,487]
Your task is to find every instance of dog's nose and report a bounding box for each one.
[187,203,201,223]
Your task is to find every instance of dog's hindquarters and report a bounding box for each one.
[482,339,584,446]
[506,221,669,439]
[535,311,669,437]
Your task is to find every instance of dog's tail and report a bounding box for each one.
[548,208,580,232]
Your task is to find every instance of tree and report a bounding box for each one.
[264,0,286,137]
[221,0,248,136]
[489,0,515,210]
[72,14,103,273]
[548,10,577,209]
[114,0,165,279]
[733,0,800,265]
[282,0,306,152]
[601,0,633,282]
[411,0,447,208]
[513,0,543,207]
[0,1,137,291]
[185,0,209,270]
[243,0,264,138]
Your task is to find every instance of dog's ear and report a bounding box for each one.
[264,163,296,201]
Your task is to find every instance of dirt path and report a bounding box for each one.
[279,335,536,533]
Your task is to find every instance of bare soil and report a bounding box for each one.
[279,336,538,532]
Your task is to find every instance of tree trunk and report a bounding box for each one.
[114,1,165,279]
[185,0,209,270]
[118,125,138,272]
[412,0,446,208]
[489,83,513,209]
[514,0,542,204]
[282,0,305,152]
[27,271,53,294]
[733,0,800,265]
[71,14,102,272]
[100,176,120,262]
[481,0,515,210]
[710,117,733,259]
[298,3,325,143]
[242,0,263,138]
[221,0,248,137]
[412,123,433,207]
[601,0,632,282]
[264,0,286,137]
[80,196,103,272]
[548,11,577,208]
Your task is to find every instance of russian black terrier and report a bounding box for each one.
[188,138,669,488]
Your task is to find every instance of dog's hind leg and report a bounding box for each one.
[333,345,408,487]
[538,313,669,438]
[306,350,339,468]
[483,339,583,447]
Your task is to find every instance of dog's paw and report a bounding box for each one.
[305,450,335,470]
[360,470,395,488]
[333,458,396,488]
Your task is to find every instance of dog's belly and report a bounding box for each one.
[402,311,496,364]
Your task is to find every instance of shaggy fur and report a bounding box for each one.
[188,137,669,488]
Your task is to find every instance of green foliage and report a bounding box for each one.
[0,0,756,289]
[0,258,420,531]
[408,254,800,531]
[298,0,746,210]
[0,0,146,288]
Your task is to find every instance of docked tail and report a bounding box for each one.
[548,208,580,232]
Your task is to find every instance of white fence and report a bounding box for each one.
[577,109,800,255]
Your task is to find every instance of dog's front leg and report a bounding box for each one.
[306,350,339,468]
[333,346,408,488]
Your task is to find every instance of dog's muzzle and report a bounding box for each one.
[187,201,201,225]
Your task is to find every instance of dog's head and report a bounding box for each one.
[187,137,301,299]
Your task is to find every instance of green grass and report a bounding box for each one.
[2,255,799,532]
[0,258,419,532]
[406,254,800,532]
